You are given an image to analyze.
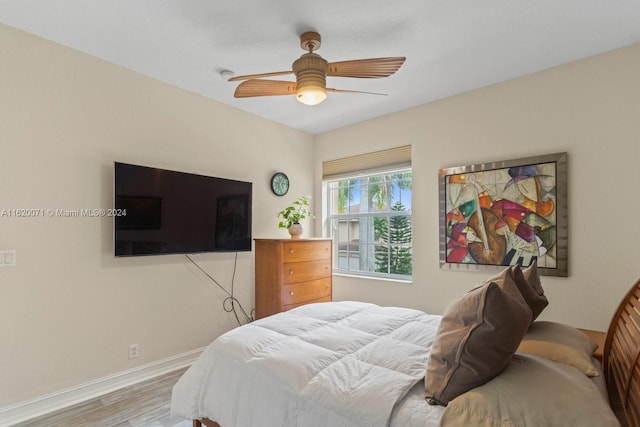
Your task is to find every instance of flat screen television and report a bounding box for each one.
[114,162,252,256]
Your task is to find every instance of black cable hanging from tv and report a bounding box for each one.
[185,253,253,326]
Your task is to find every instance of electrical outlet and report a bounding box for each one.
[128,343,139,359]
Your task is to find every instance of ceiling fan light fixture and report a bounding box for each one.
[293,53,328,106]
[297,85,327,106]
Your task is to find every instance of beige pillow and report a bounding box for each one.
[440,354,619,427]
[517,321,599,376]
[485,265,548,322]
[425,281,532,405]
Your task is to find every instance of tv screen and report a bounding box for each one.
[114,162,252,256]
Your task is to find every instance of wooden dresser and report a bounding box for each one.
[254,238,332,319]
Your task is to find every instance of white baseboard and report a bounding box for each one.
[0,347,205,427]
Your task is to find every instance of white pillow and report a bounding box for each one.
[441,354,619,427]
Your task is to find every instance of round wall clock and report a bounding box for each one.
[270,172,289,196]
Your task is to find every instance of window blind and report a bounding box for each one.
[322,145,412,180]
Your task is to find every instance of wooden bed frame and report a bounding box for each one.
[193,420,219,427]
[193,278,640,427]
[604,278,640,427]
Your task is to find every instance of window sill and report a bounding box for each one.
[332,271,412,285]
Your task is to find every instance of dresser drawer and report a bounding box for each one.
[283,240,331,263]
[282,278,332,306]
[284,295,332,312]
[282,259,331,284]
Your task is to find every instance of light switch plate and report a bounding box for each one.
[0,250,16,267]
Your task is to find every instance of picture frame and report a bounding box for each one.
[439,152,567,277]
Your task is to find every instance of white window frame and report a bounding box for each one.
[323,167,413,281]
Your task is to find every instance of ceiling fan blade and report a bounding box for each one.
[327,57,406,78]
[327,88,388,96]
[228,70,294,82]
[234,80,297,98]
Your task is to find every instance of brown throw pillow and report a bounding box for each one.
[425,281,532,406]
[510,265,548,321]
[484,266,545,323]
[522,260,545,296]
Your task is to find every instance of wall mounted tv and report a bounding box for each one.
[114,162,252,256]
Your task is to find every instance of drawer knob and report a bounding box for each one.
[289,249,295,254]
[289,291,294,296]
[289,270,294,275]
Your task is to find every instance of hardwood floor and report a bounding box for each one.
[13,368,192,427]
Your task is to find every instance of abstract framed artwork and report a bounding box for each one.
[439,152,567,276]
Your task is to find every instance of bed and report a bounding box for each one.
[171,267,640,427]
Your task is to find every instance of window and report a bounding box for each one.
[323,148,412,280]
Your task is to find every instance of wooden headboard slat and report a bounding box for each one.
[610,349,625,383]
[611,337,632,391]
[629,292,640,321]
[610,352,627,407]
[619,309,638,349]
[617,320,637,373]
[622,308,640,335]
[622,302,640,327]
[615,323,634,361]
[623,350,640,408]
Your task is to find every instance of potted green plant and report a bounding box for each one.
[277,196,314,239]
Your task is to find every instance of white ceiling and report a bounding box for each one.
[1,1,639,134]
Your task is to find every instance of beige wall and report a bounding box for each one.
[315,43,640,334]
[0,23,314,406]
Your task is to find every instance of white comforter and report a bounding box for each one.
[171,301,445,427]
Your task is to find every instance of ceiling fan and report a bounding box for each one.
[229,32,406,106]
